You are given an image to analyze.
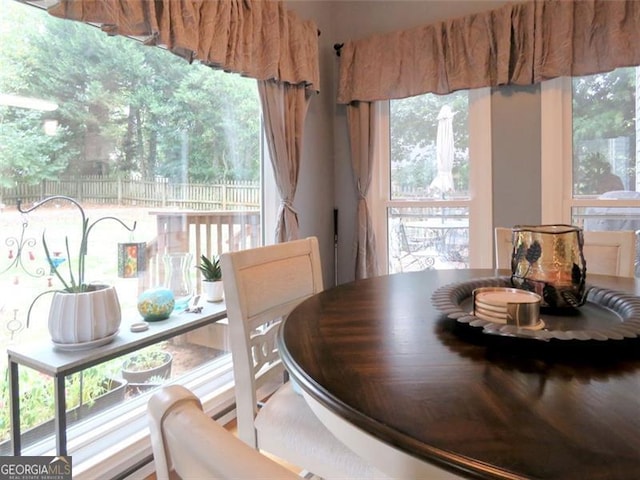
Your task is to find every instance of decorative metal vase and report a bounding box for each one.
[510,224,587,309]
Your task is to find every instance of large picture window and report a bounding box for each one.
[371,88,493,273]
[0,0,263,474]
[541,67,640,276]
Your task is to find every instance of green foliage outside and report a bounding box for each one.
[0,0,260,188]
[390,91,469,194]
[0,359,122,442]
[572,68,637,194]
[574,151,619,195]
[389,68,637,197]
[122,344,172,372]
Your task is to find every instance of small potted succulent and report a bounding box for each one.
[195,254,224,302]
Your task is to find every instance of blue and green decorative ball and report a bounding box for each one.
[137,288,175,321]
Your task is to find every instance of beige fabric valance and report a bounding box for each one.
[48,0,320,91]
[337,0,640,103]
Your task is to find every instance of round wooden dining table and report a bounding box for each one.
[277,269,640,480]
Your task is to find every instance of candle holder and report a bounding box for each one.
[510,224,587,309]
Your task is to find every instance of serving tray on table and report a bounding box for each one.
[431,276,640,341]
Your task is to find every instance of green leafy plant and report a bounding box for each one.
[122,350,171,372]
[0,361,123,443]
[17,196,136,325]
[196,254,222,281]
[122,344,172,372]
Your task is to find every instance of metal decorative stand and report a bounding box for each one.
[1,212,46,339]
[1,213,46,278]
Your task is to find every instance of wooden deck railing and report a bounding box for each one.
[141,209,261,293]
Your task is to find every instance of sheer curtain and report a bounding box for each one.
[339,0,640,278]
[47,0,319,242]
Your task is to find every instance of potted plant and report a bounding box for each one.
[196,254,224,302]
[121,346,173,392]
[0,364,127,454]
[18,196,136,347]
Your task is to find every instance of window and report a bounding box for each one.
[0,0,265,475]
[541,67,640,276]
[371,88,493,273]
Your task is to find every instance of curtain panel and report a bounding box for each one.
[337,0,640,103]
[48,0,320,91]
[258,80,310,243]
[347,102,380,279]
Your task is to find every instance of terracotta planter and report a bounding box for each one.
[48,284,121,346]
[202,280,224,302]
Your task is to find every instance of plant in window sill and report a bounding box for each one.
[196,254,224,302]
[17,195,136,346]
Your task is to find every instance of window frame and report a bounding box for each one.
[0,2,272,476]
[369,87,494,273]
[541,75,640,227]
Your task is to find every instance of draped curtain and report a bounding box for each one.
[348,102,380,278]
[258,80,310,242]
[48,0,319,242]
[338,0,640,103]
[339,0,640,279]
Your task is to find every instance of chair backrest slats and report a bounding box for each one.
[582,230,636,277]
[494,227,636,277]
[221,237,324,448]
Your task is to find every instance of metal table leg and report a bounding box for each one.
[9,359,21,455]
[54,374,67,456]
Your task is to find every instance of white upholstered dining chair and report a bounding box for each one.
[494,227,636,277]
[147,385,299,480]
[581,230,636,277]
[221,236,389,479]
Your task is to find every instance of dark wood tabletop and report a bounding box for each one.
[277,269,640,480]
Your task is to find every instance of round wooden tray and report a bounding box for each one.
[431,276,640,341]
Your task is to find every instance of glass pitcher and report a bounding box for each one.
[510,224,587,309]
[163,252,194,312]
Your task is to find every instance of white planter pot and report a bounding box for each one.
[202,280,224,302]
[48,285,121,346]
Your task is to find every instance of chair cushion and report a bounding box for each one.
[255,382,390,479]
